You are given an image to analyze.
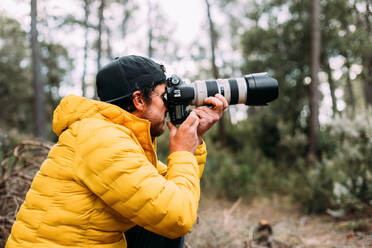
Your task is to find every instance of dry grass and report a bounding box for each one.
[0,141,52,247]
[186,196,372,248]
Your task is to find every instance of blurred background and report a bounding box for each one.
[0,0,371,247]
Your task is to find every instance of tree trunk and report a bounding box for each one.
[344,56,355,114]
[106,25,113,59]
[363,2,372,107]
[365,55,372,107]
[325,59,338,116]
[95,0,105,100]
[81,0,90,97]
[309,0,321,162]
[31,0,46,139]
[147,0,154,57]
[205,0,226,145]
[205,0,219,79]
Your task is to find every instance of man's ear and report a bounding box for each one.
[132,91,146,112]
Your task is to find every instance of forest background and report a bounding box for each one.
[0,0,371,246]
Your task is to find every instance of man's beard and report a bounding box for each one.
[150,122,165,137]
[141,107,166,138]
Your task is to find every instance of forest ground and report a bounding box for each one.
[1,142,371,248]
[186,195,372,248]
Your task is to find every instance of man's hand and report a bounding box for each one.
[166,111,200,154]
[192,94,228,144]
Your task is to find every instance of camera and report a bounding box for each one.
[165,73,279,124]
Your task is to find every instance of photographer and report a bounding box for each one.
[6,55,228,248]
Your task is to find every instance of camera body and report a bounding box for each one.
[165,73,279,124]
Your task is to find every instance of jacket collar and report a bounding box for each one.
[53,95,157,163]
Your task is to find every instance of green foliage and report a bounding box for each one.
[194,0,371,214]
[0,15,33,132]
[41,41,73,137]
[200,116,287,200]
[0,14,72,138]
[0,127,32,158]
[292,161,335,213]
[195,109,371,214]
[241,0,311,135]
[324,111,372,205]
[292,110,372,213]
[155,126,170,163]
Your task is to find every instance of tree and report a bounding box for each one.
[223,0,370,162]
[95,0,105,100]
[31,0,46,139]
[146,0,155,58]
[41,42,73,127]
[0,15,32,132]
[0,15,72,138]
[204,0,227,145]
[358,1,372,107]
[145,0,178,61]
[81,0,93,97]
[222,0,313,164]
[309,0,321,162]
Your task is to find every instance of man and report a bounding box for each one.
[6,55,227,247]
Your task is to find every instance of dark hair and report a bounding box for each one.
[111,63,166,112]
[111,80,164,112]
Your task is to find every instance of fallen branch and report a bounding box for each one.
[0,140,52,247]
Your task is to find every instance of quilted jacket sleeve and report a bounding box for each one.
[194,141,207,178]
[74,123,201,239]
[157,141,207,178]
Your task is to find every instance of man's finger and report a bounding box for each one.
[192,108,210,118]
[190,112,200,129]
[215,94,229,109]
[182,111,199,127]
[204,97,224,113]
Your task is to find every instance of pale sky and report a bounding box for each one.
[0,0,208,93]
[0,0,205,50]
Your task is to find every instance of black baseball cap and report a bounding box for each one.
[96,55,166,103]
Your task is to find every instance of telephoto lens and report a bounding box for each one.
[165,73,279,124]
[190,73,278,106]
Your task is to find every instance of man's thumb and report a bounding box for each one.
[166,121,177,136]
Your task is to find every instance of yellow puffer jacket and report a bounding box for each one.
[6,95,207,248]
